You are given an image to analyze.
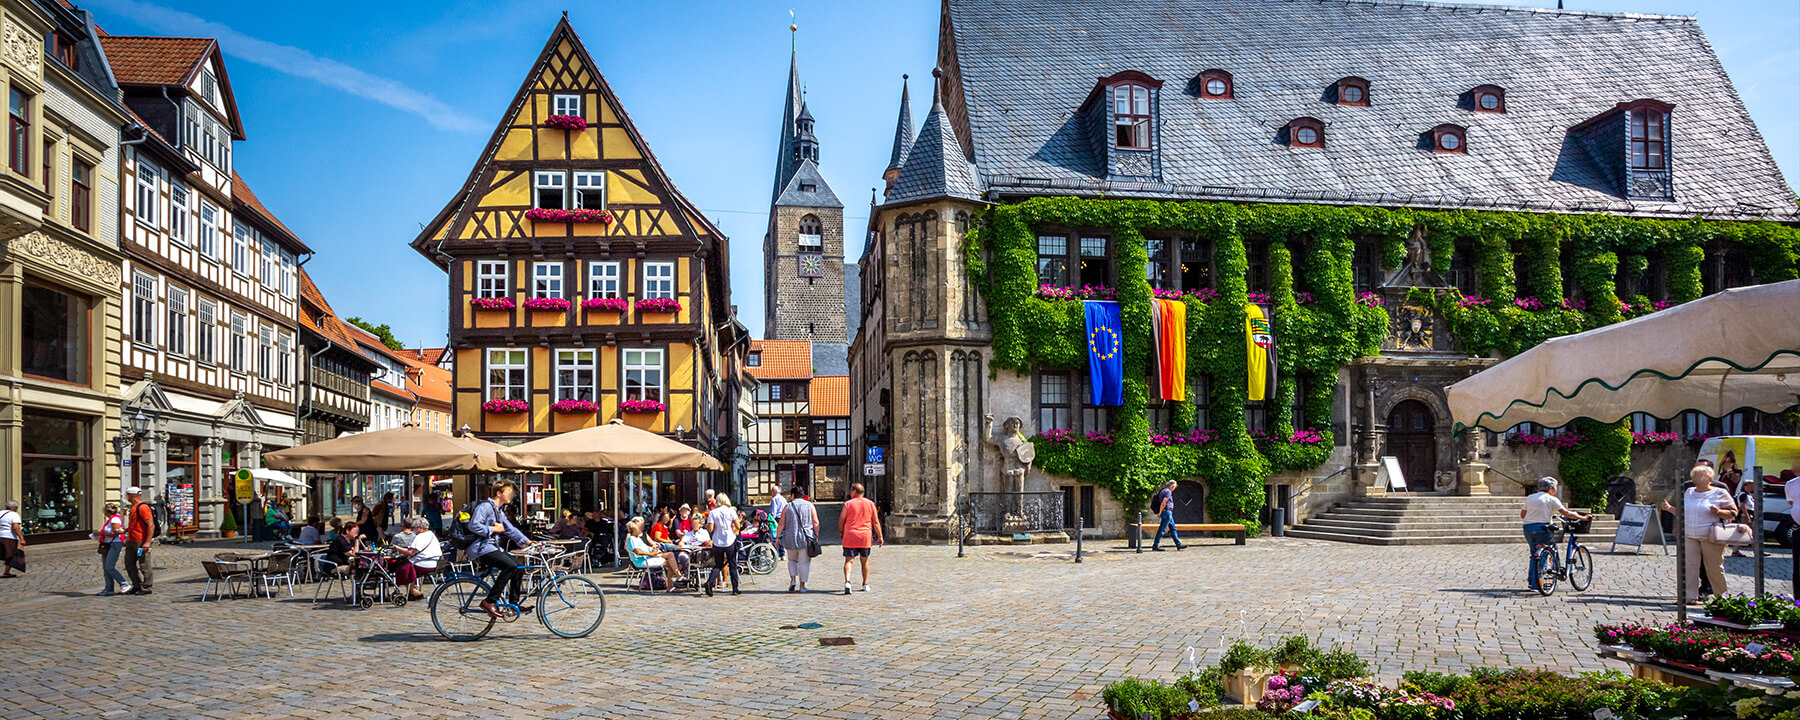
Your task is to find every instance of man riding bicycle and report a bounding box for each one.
[467,479,540,618]
[1520,477,1590,592]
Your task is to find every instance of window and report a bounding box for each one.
[229,311,248,373]
[573,172,604,209]
[643,262,675,299]
[746,352,761,368]
[1471,85,1505,113]
[280,252,295,298]
[1245,238,1270,294]
[198,202,217,258]
[1079,376,1112,432]
[555,349,596,402]
[1198,69,1233,99]
[20,411,91,536]
[131,271,156,346]
[1335,77,1369,106]
[196,299,215,363]
[1630,110,1667,170]
[532,262,563,298]
[1244,403,1268,434]
[9,87,29,176]
[257,323,273,378]
[798,214,823,250]
[623,349,664,403]
[1147,400,1173,433]
[486,349,527,401]
[1629,412,1665,435]
[232,222,250,275]
[533,171,566,210]
[135,163,157,226]
[183,103,201,151]
[50,32,78,70]
[1287,118,1324,148]
[40,138,51,199]
[1352,241,1382,292]
[69,160,91,232]
[1036,235,1069,286]
[1145,238,1170,289]
[1181,238,1212,292]
[1079,237,1110,287]
[553,94,581,116]
[166,286,187,356]
[1431,124,1467,154]
[1193,375,1211,430]
[261,240,277,287]
[21,279,88,383]
[1112,83,1152,149]
[168,184,189,245]
[587,261,620,299]
[476,260,508,299]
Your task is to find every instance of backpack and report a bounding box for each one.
[444,501,482,552]
[639,570,668,591]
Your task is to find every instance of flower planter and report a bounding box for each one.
[544,114,587,131]
[635,298,681,314]
[470,297,516,312]
[582,297,628,313]
[221,530,236,539]
[551,400,599,415]
[523,297,571,312]
[524,208,613,224]
[619,400,665,415]
[482,399,528,414]
[1223,668,1272,705]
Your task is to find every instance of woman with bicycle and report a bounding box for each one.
[1660,465,1738,604]
[467,479,537,618]
[1521,477,1590,592]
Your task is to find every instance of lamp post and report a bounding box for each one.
[112,410,153,534]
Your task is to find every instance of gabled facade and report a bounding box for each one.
[296,268,374,518]
[411,18,747,509]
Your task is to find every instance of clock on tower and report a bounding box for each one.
[799,253,824,278]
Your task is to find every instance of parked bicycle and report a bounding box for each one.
[428,545,605,641]
[1532,516,1594,595]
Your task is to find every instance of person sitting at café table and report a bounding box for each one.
[388,516,442,600]
[550,509,586,539]
[264,501,293,538]
[676,517,711,579]
[324,521,365,575]
[626,517,679,591]
[650,510,677,552]
[675,504,698,534]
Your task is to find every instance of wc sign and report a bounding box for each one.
[866,446,883,464]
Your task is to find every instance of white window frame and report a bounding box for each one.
[131,271,156,346]
[533,262,564,299]
[486,348,527,402]
[229,311,248,373]
[261,240,277,288]
[573,172,605,210]
[198,202,217,259]
[533,171,566,210]
[476,260,509,299]
[622,348,664,403]
[553,94,582,116]
[134,162,157,227]
[280,251,295,298]
[643,262,675,299]
[166,286,188,356]
[555,349,596,402]
[232,222,250,276]
[196,298,215,363]
[257,322,273,378]
[168,183,188,246]
[587,261,620,299]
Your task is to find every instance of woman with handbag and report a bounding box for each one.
[1660,465,1740,604]
[777,484,819,593]
[92,503,129,596]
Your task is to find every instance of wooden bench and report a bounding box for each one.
[1134,523,1248,545]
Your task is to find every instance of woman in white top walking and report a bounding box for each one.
[93,503,129,595]
[1660,465,1738,604]
[777,484,819,592]
[0,500,23,578]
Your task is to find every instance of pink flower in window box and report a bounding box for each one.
[619,400,665,414]
[482,398,528,414]
[470,297,516,311]
[551,399,599,414]
[524,208,614,224]
[523,297,571,312]
[582,297,628,312]
[544,114,587,131]
[635,298,682,313]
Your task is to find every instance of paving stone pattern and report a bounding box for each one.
[0,537,1788,719]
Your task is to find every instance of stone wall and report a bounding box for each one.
[766,204,847,343]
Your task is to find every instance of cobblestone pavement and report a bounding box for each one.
[0,536,1788,719]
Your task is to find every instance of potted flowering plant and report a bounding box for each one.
[470,297,515,311]
[582,297,628,312]
[523,207,614,224]
[1034,428,1078,443]
[619,399,665,414]
[635,298,681,313]
[551,399,598,415]
[523,297,571,312]
[1705,593,1792,627]
[1256,674,1306,714]
[544,114,587,131]
[482,398,527,414]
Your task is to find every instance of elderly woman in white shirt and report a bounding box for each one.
[1661,464,1738,604]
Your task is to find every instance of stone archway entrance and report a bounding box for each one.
[1171,480,1207,524]
[1386,400,1438,492]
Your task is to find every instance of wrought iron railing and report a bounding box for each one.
[963,492,1066,535]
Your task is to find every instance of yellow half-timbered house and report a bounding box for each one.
[411,18,749,510]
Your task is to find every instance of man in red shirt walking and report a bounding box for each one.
[123,486,155,595]
[837,483,882,595]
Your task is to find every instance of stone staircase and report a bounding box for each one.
[1287,495,1620,546]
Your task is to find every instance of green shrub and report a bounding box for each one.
[1101,678,1190,720]
[1306,646,1370,683]
[1175,667,1226,709]
[1271,635,1323,668]
[1218,640,1272,673]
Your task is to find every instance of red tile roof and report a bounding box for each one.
[96,36,212,85]
[232,172,308,251]
[810,375,850,417]
[371,379,416,401]
[298,269,358,349]
[395,354,453,408]
[397,347,449,365]
[342,322,413,367]
[746,340,812,380]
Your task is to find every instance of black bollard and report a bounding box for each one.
[1136,510,1144,554]
[1074,516,1083,564]
[956,508,965,559]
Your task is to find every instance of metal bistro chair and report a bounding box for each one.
[200,560,250,601]
[312,560,355,606]
[252,552,297,599]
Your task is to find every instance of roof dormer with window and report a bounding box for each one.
[1464,84,1506,113]
[1080,70,1163,180]
[1331,76,1370,106]
[1568,99,1675,202]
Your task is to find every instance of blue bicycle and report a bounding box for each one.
[428,545,605,641]
[1532,516,1594,596]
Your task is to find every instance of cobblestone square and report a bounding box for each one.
[1,536,1785,719]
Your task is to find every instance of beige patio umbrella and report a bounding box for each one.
[261,425,505,473]
[495,420,724,471]
[1447,279,1800,432]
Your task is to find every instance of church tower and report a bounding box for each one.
[763,42,847,370]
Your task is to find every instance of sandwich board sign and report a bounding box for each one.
[1611,502,1669,555]
[1377,456,1408,493]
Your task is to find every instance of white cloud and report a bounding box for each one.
[92,0,483,133]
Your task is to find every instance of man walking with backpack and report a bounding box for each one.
[123,487,156,594]
[1151,480,1185,551]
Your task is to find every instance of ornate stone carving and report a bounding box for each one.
[1627,172,1672,201]
[982,414,1035,494]
[1112,150,1153,178]
[2,18,40,78]
[8,232,121,286]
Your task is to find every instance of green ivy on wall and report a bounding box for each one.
[967,198,1800,519]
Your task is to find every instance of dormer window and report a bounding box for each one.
[1630,108,1668,170]
[1429,124,1467,153]
[1286,118,1324,148]
[1334,77,1370,106]
[1113,82,1153,149]
[1469,85,1506,113]
[1197,69,1233,100]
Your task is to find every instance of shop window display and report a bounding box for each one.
[20,411,90,535]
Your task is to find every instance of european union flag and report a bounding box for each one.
[1084,300,1124,406]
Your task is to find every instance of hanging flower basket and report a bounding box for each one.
[524,208,614,225]
[582,297,628,312]
[619,400,666,414]
[544,114,587,131]
[482,398,528,414]
[523,297,571,312]
[635,298,682,313]
[551,399,598,415]
[470,297,516,311]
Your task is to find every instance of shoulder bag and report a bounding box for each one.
[1709,521,1754,546]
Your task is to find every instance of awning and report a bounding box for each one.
[248,468,305,489]
[261,426,505,473]
[497,420,725,471]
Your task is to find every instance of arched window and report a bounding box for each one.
[1286,117,1324,148]
[1429,123,1467,154]
[797,214,822,250]
[1113,82,1152,149]
[1469,84,1506,113]
[1334,77,1370,106]
[1197,69,1233,100]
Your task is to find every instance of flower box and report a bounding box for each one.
[523,297,571,312]
[619,400,665,414]
[544,114,587,131]
[524,208,614,224]
[635,298,681,314]
[470,297,516,311]
[482,399,527,414]
[1223,668,1273,706]
[551,399,598,415]
[582,297,628,313]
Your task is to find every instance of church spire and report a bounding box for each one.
[770,48,808,206]
[885,74,914,174]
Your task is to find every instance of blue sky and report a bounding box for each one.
[83,0,1797,348]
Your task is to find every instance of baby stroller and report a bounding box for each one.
[736,509,779,576]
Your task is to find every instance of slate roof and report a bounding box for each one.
[810,375,850,417]
[747,340,813,380]
[886,76,915,172]
[95,35,210,85]
[774,159,844,208]
[941,0,1796,220]
[887,76,983,205]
